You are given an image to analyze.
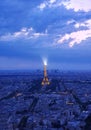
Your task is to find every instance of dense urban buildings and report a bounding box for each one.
[0,70,91,130]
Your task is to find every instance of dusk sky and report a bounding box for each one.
[0,0,91,70]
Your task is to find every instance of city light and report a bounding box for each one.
[42,58,47,66]
[44,60,47,66]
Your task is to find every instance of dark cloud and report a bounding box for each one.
[0,0,91,34]
[0,0,43,34]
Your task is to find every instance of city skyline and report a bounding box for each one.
[0,0,91,70]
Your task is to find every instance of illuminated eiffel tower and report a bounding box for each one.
[41,61,50,86]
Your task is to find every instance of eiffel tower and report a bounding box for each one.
[41,62,50,86]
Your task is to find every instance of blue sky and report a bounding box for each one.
[0,0,91,70]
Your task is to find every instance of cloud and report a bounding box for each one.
[0,27,47,41]
[67,19,75,25]
[38,0,59,10]
[0,0,91,49]
[74,19,91,29]
[58,30,91,47]
[57,19,91,47]
[0,0,44,35]
[74,23,86,29]
[38,0,91,12]
[49,0,56,4]
[38,3,46,10]
[63,0,91,12]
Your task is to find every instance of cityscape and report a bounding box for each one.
[0,63,91,130]
[0,0,91,130]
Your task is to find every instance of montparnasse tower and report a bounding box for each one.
[41,59,50,86]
